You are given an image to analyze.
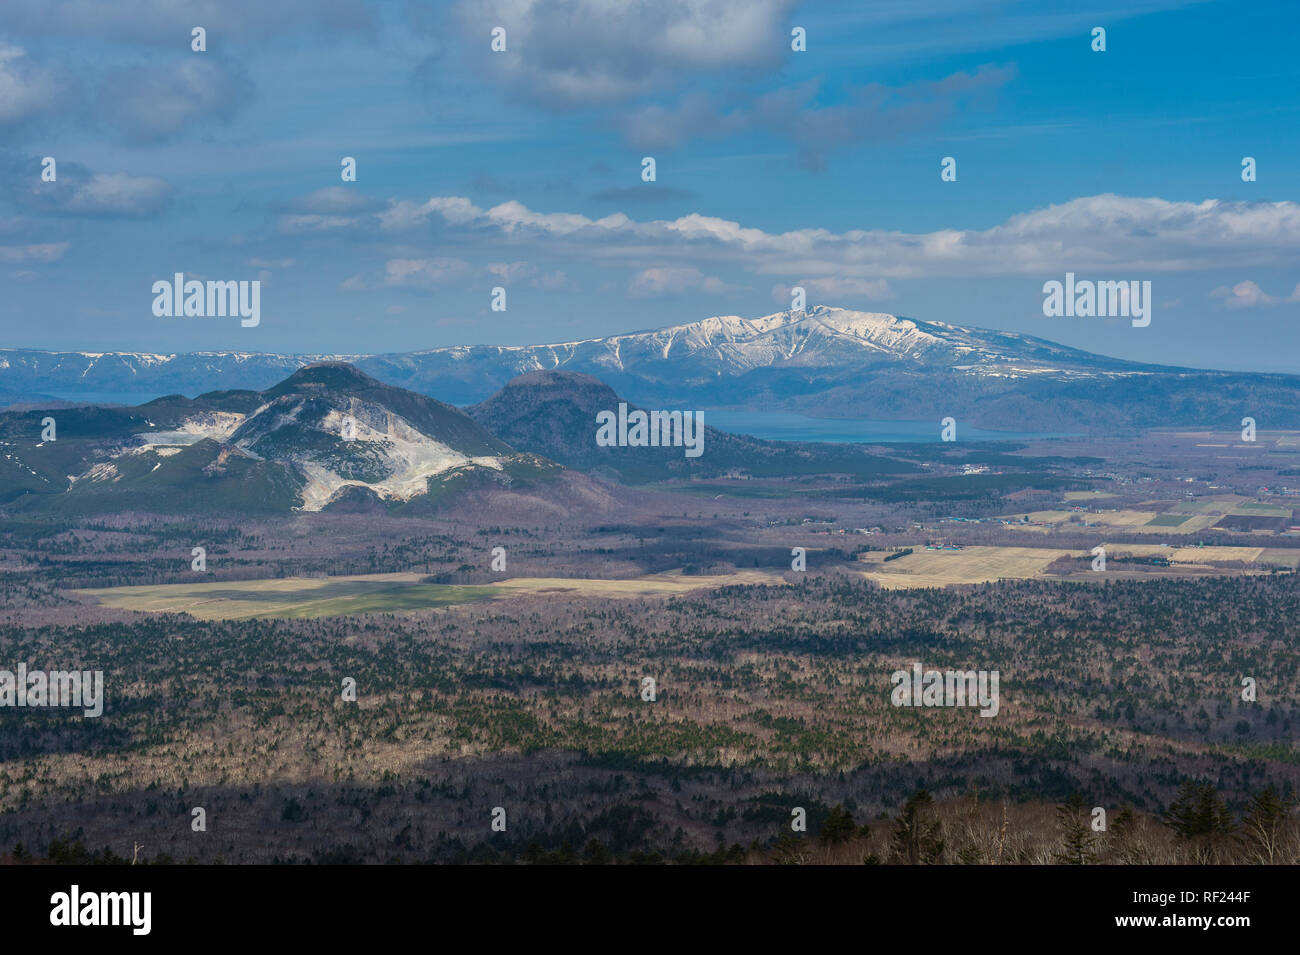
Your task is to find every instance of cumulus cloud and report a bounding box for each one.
[335,192,1300,282]
[272,188,385,231]
[98,58,253,143]
[629,266,731,296]
[449,0,798,109]
[1210,280,1287,308]
[0,0,375,45]
[0,44,75,130]
[432,2,1009,162]
[10,160,173,218]
[383,257,471,289]
[619,66,1015,167]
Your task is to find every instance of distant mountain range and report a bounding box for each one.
[4,306,1298,431]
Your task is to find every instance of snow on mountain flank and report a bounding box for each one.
[136,411,246,448]
[266,404,502,512]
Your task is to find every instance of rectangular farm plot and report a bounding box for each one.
[1146,513,1193,527]
[1168,546,1265,564]
[77,573,501,620]
[858,545,1078,589]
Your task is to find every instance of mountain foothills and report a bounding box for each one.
[0,360,937,513]
[4,307,1298,431]
[0,363,559,514]
[466,370,919,484]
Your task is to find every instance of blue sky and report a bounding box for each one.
[1,0,1298,372]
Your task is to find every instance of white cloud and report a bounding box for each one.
[449,0,797,108]
[0,0,375,45]
[1210,280,1280,308]
[275,187,383,215]
[488,261,535,282]
[629,266,731,296]
[364,192,1300,281]
[0,242,70,264]
[383,257,471,289]
[619,66,1015,166]
[279,214,362,234]
[0,44,72,128]
[98,58,252,143]
[19,170,173,218]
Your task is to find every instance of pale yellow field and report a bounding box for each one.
[492,570,783,597]
[1169,546,1265,564]
[858,545,1079,589]
[1024,510,1074,523]
[1003,500,1279,537]
[1005,509,1158,534]
[1105,544,1265,564]
[856,541,1285,590]
[1063,491,1117,501]
[79,569,788,620]
[1092,510,1160,526]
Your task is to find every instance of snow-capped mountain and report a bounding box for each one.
[362,306,1143,396]
[2,307,1298,431]
[0,307,1136,398]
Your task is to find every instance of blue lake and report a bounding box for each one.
[701,410,1077,444]
[43,392,165,406]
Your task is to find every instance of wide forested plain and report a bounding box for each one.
[2,428,1299,865]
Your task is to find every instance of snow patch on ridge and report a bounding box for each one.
[137,411,246,448]
[287,405,504,512]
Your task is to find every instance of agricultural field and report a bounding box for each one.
[1105,544,1266,565]
[996,493,1296,538]
[1145,514,1193,527]
[855,541,1296,589]
[76,573,498,620]
[1062,490,1117,502]
[77,569,787,620]
[857,545,1078,588]
[1151,514,1223,534]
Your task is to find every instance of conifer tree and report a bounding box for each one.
[889,790,944,864]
